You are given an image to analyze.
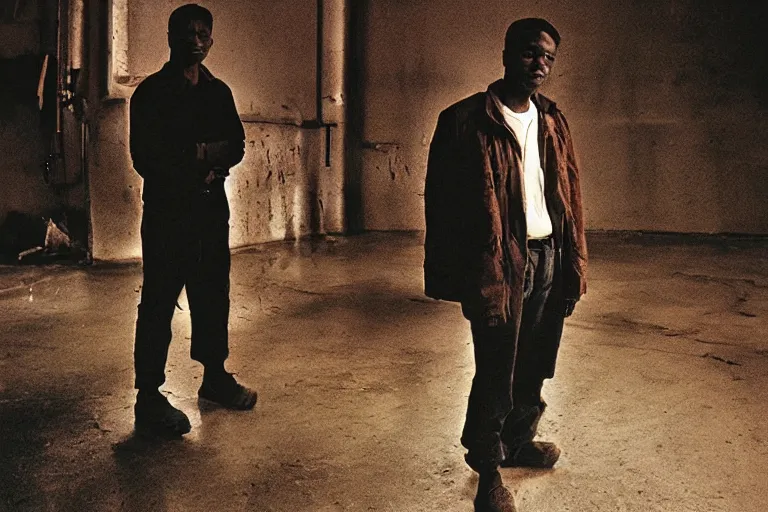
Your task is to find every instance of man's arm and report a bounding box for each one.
[555,111,588,311]
[424,110,464,301]
[425,107,508,325]
[201,83,246,179]
[220,83,245,168]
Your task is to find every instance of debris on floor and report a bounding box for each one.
[0,209,86,264]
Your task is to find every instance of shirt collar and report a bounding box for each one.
[485,78,558,122]
[159,61,215,88]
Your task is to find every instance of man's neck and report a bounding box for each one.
[500,81,534,113]
[182,63,200,86]
[170,58,201,86]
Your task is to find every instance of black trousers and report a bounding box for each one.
[462,238,557,471]
[134,196,231,390]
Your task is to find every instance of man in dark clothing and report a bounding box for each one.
[424,18,588,512]
[130,4,256,437]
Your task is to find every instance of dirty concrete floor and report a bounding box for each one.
[0,232,766,512]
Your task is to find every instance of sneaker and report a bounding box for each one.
[198,372,257,410]
[134,391,191,438]
[501,441,560,468]
[474,470,517,512]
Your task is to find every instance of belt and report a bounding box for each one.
[527,236,554,250]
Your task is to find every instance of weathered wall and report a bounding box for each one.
[358,0,768,234]
[0,102,54,224]
[88,0,345,260]
[0,0,58,227]
[88,105,334,260]
[124,0,316,121]
[228,123,344,246]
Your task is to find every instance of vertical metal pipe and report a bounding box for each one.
[69,0,84,70]
[314,0,348,234]
[316,0,324,125]
[343,0,365,233]
[55,0,62,135]
[81,115,92,263]
[319,0,346,126]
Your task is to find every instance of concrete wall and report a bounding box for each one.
[0,99,55,225]
[88,105,338,260]
[8,0,766,261]
[0,0,59,227]
[124,0,316,121]
[358,0,768,234]
[88,0,345,260]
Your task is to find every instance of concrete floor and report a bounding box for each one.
[1,232,767,512]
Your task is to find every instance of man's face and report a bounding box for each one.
[503,31,557,93]
[169,19,213,65]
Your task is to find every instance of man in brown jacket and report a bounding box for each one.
[424,18,587,512]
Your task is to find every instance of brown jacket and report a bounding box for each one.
[424,80,587,329]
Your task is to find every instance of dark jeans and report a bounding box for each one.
[462,238,556,471]
[134,197,231,390]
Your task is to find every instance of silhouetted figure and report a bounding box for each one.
[424,18,587,511]
[130,4,256,437]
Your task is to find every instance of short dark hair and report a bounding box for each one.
[168,4,213,35]
[504,18,561,50]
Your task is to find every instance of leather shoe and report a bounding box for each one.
[501,441,560,468]
[474,469,517,512]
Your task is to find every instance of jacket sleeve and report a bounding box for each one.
[424,110,462,301]
[216,83,246,170]
[556,112,588,299]
[424,108,508,322]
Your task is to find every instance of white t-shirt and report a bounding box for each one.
[497,98,553,239]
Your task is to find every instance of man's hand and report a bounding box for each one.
[564,299,578,318]
[203,167,230,185]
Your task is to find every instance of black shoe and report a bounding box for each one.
[474,470,517,512]
[134,391,191,438]
[501,441,560,468]
[198,372,257,410]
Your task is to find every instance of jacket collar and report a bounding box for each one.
[158,61,215,88]
[485,79,558,125]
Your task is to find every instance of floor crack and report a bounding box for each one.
[701,352,741,366]
[672,272,768,289]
